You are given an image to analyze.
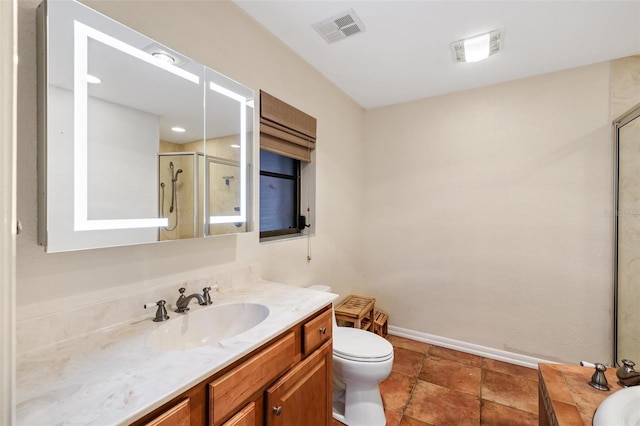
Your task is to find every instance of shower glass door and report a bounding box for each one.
[614,104,640,363]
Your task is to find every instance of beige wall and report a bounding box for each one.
[15,0,632,364]
[362,63,613,363]
[16,0,365,312]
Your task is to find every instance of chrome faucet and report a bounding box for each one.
[616,359,640,387]
[175,287,209,313]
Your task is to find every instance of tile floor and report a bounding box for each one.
[332,335,539,426]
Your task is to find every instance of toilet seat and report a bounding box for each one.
[333,327,393,363]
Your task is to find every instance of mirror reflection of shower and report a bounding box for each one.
[158,153,198,241]
[158,147,246,240]
[169,162,183,213]
[206,157,246,235]
[160,161,183,232]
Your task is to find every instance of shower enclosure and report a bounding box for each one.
[158,153,200,240]
[613,103,640,364]
[158,152,245,241]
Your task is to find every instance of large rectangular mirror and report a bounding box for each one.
[37,0,254,252]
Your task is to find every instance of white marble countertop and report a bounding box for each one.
[16,280,336,426]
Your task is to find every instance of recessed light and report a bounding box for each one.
[86,74,101,84]
[451,30,503,63]
[143,43,189,66]
[230,144,241,149]
[152,51,176,64]
[171,126,186,133]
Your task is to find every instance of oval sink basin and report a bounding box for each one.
[593,385,640,426]
[149,302,269,351]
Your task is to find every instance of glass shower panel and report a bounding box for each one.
[616,113,640,363]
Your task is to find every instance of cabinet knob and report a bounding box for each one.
[320,327,327,334]
[272,406,282,416]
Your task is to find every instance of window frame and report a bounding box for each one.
[259,149,302,239]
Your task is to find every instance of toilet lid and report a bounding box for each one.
[333,328,394,362]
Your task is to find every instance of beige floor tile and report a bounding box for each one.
[404,380,480,426]
[419,357,481,397]
[385,408,403,426]
[482,358,539,382]
[429,345,483,367]
[400,415,435,426]
[334,337,544,426]
[387,335,431,355]
[392,347,426,377]
[481,369,538,414]
[380,371,416,412]
[480,400,538,426]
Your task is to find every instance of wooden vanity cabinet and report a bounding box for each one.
[221,401,259,426]
[132,304,332,426]
[209,332,296,424]
[143,399,191,426]
[265,341,332,426]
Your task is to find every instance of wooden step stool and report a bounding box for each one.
[373,309,388,337]
[334,295,375,331]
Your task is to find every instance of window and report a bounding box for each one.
[258,90,316,241]
[259,150,301,238]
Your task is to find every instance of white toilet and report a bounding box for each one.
[308,286,394,426]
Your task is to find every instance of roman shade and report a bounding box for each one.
[260,90,316,162]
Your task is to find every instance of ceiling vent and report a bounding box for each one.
[312,9,366,44]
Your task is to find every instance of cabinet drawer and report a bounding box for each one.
[143,398,190,426]
[210,332,295,425]
[303,308,332,355]
[221,401,256,426]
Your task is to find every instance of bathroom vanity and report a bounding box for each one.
[134,305,333,426]
[16,279,336,425]
[538,363,623,425]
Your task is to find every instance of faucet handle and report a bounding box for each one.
[144,300,170,322]
[178,287,186,295]
[201,286,216,305]
[621,359,636,370]
[588,363,610,391]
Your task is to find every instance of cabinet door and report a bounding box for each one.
[143,398,190,426]
[265,341,332,426]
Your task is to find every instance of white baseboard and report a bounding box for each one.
[388,325,552,370]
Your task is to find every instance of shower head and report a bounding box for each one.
[173,169,183,182]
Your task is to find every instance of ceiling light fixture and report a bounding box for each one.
[171,126,186,133]
[152,51,176,64]
[86,74,101,84]
[143,43,189,67]
[451,30,503,63]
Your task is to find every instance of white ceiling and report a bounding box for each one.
[234,1,640,109]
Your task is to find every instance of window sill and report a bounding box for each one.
[259,232,314,244]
